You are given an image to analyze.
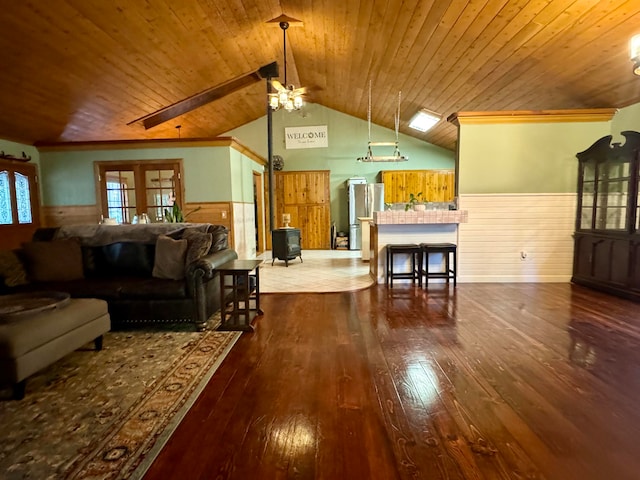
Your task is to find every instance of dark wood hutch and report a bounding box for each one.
[572,131,640,300]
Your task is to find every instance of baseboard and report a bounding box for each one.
[459,275,572,283]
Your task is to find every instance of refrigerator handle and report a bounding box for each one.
[364,185,369,217]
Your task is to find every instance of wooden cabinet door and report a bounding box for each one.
[380,170,455,203]
[274,170,331,249]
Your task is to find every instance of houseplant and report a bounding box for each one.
[405,192,424,211]
[164,202,202,223]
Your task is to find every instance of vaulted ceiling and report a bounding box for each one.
[2,1,639,152]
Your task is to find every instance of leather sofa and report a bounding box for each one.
[0,223,237,330]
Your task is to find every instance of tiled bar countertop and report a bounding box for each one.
[373,209,468,225]
[370,210,468,283]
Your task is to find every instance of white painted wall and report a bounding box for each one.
[458,193,576,282]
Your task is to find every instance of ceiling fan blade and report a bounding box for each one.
[292,86,307,95]
[270,79,286,92]
[129,63,277,130]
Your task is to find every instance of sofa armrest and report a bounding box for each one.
[186,248,238,282]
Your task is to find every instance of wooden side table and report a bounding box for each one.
[217,259,263,332]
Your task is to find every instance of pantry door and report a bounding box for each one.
[273,170,331,249]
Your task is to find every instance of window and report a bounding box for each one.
[96,160,183,223]
[0,161,39,227]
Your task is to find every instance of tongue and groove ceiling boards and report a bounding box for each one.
[1,1,639,150]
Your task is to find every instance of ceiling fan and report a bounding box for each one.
[267,14,306,112]
[128,14,304,130]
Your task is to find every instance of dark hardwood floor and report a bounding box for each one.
[144,283,640,479]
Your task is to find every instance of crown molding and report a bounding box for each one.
[35,136,267,166]
[447,108,617,126]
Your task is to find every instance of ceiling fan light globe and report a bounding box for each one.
[279,91,289,104]
[284,98,295,111]
[293,95,303,109]
[269,95,280,110]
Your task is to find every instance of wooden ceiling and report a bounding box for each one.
[2,1,640,152]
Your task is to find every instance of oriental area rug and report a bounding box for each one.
[0,315,241,479]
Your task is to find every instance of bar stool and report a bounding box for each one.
[420,243,457,287]
[386,244,422,288]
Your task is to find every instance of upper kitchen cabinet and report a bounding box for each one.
[378,170,455,204]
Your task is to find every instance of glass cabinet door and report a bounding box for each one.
[579,156,631,232]
[579,162,595,229]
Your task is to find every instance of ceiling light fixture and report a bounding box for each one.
[408,109,442,132]
[357,81,408,162]
[267,15,305,111]
[631,34,640,76]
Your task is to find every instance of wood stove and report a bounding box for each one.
[271,228,303,267]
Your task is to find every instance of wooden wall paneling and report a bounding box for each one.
[42,205,101,227]
[184,201,234,248]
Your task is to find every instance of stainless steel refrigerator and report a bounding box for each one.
[348,181,385,250]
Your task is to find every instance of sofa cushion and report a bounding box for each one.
[99,242,154,277]
[0,250,29,287]
[182,229,213,266]
[117,277,188,299]
[152,235,188,280]
[22,239,84,282]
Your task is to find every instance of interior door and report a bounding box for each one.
[274,170,331,249]
[96,160,183,223]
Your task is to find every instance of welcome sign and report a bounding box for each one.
[285,125,328,149]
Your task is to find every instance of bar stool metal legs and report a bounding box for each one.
[420,243,457,287]
[386,244,422,288]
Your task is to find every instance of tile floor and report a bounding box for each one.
[257,249,375,293]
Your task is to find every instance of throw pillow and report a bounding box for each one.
[152,235,188,280]
[182,229,213,265]
[0,250,29,287]
[207,225,228,253]
[22,239,84,282]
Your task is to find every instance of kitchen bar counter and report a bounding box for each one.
[370,210,468,283]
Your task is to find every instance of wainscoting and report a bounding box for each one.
[41,202,245,253]
[458,193,576,283]
[231,202,256,259]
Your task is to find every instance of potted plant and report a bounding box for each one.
[164,202,202,222]
[405,192,424,211]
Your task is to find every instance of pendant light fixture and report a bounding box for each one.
[267,14,305,111]
[357,81,408,162]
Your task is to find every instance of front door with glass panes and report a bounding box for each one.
[96,160,183,224]
[0,160,41,249]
